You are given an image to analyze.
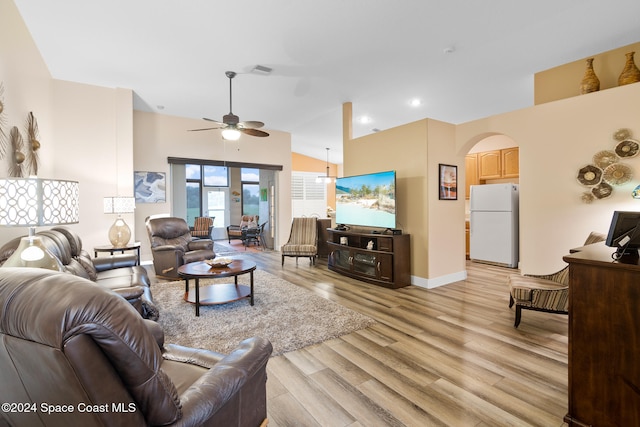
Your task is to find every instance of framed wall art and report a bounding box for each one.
[134,171,166,203]
[438,164,457,200]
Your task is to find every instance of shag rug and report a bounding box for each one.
[153,270,376,356]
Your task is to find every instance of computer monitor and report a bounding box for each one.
[605,211,640,259]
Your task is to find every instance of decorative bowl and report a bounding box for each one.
[576,164,602,186]
[603,163,633,185]
[205,257,233,267]
[614,139,639,158]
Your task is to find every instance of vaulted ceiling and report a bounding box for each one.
[12,0,640,163]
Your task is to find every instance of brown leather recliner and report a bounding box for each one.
[146,217,215,279]
[0,267,272,427]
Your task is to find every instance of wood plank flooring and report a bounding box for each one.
[255,251,570,426]
[156,248,570,426]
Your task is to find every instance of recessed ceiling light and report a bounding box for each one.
[358,116,372,124]
[157,105,165,110]
[409,98,422,107]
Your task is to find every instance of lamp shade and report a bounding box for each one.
[0,178,80,226]
[103,196,135,214]
[103,196,135,247]
[0,178,79,271]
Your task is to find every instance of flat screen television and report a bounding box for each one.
[605,210,640,259]
[335,170,396,229]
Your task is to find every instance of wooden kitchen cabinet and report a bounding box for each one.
[465,221,470,259]
[478,150,502,179]
[502,147,519,178]
[477,148,519,180]
[465,154,479,199]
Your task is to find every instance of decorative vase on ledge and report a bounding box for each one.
[580,57,600,94]
[618,51,640,86]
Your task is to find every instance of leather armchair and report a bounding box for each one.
[146,216,215,279]
[0,267,272,427]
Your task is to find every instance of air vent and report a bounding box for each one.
[252,65,273,75]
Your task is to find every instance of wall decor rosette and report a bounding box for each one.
[577,128,637,203]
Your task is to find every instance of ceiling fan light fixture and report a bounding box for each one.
[222,128,241,141]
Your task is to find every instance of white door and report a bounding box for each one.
[205,188,229,240]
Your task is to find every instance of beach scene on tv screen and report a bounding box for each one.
[336,171,396,228]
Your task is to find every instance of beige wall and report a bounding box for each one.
[535,41,640,105]
[132,111,293,261]
[344,118,466,287]
[458,82,640,275]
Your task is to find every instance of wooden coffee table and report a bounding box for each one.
[177,259,256,316]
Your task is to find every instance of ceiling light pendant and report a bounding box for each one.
[317,148,337,183]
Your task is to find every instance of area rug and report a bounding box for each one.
[214,240,261,255]
[153,270,376,356]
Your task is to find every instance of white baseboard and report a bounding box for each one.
[412,270,467,289]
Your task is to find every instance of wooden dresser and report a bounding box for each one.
[562,243,640,426]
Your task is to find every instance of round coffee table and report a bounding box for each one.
[177,259,256,316]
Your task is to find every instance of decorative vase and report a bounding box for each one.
[618,51,640,86]
[580,57,600,94]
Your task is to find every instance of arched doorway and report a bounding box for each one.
[463,134,520,265]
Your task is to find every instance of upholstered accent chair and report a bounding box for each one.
[508,231,606,327]
[0,267,272,427]
[190,216,214,239]
[227,215,259,243]
[281,217,318,265]
[145,216,215,279]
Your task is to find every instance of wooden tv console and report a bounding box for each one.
[327,229,410,288]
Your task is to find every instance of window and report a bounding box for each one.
[241,168,260,216]
[203,165,228,187]
[186,182,201,226]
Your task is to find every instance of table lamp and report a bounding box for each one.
[103,196,135,247]
[0,177,80,270]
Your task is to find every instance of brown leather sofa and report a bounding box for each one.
[146,216,215,279]
[0,267,272,427]
[0,226,158,320]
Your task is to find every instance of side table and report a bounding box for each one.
[94,242,141,265]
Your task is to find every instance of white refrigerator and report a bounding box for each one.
[469,183,519,268]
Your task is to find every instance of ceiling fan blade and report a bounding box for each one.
[241,128,269,137]
[238,120,264,129]
[202,117,223,124]
[188,127,222,132]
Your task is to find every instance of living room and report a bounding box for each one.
[3,0,640,425]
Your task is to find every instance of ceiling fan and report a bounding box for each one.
[189,71,269,140]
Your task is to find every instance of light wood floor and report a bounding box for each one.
[157,248,570,427]
[255,250,569,427]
